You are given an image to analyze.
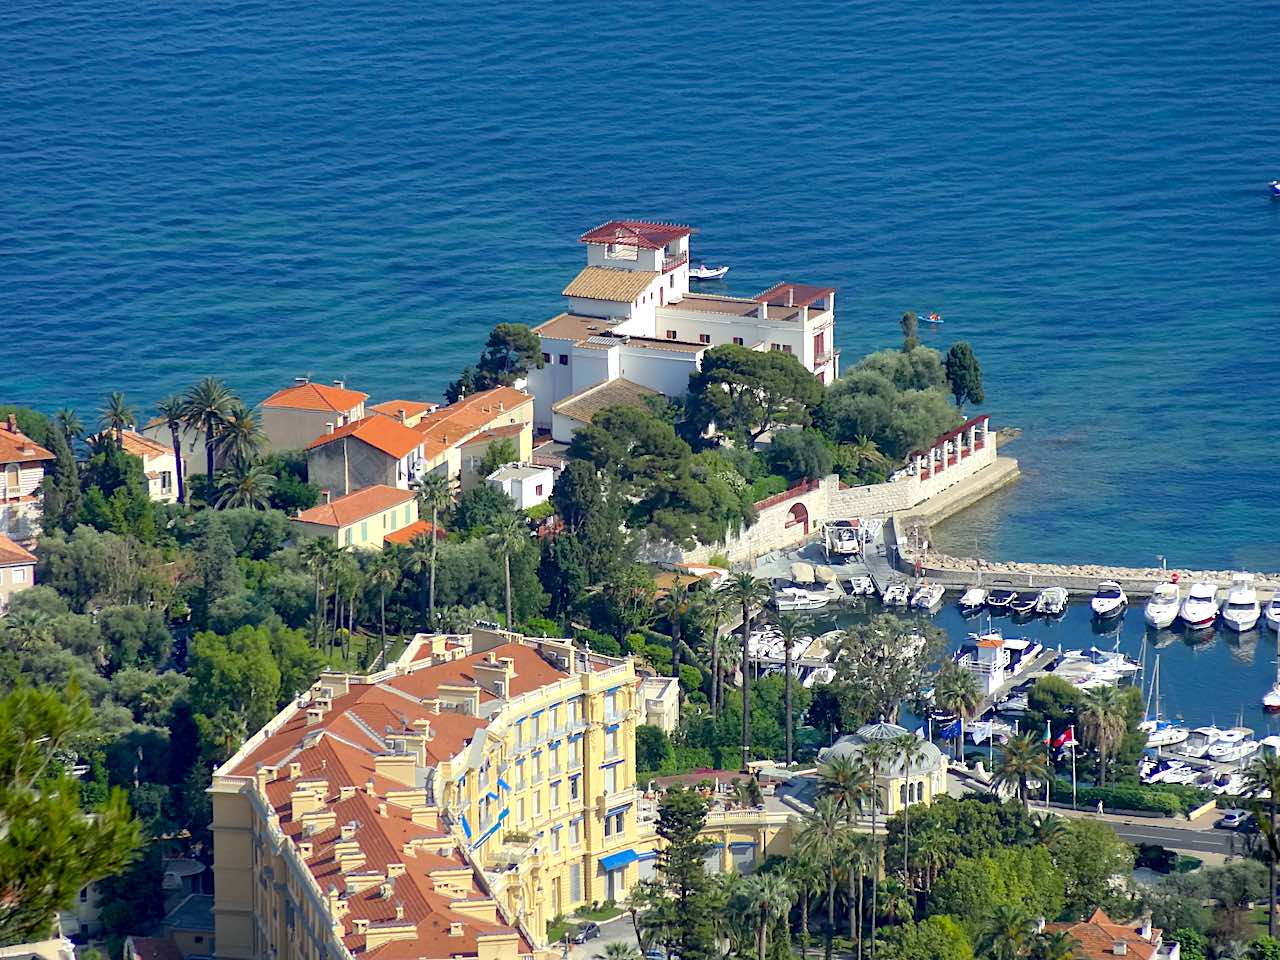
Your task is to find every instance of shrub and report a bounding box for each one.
[1052,780,1186,816]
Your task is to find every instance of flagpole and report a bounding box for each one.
[1045,721,1052,811]
[1071,737,1077,810]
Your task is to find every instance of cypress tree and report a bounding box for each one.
[40,427,81,534]
[654,786,717,960]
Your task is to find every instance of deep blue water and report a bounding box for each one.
[3,1,1279,568]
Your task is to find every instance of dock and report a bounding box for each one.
[972,648,1059,717]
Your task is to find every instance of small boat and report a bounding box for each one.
[882,581,911,608]
[998,694,1029,716]
[1010,595,1038,617]
[689,263,729,280]
[1211,772,1247,796]
[958,587,987,615]
[1264,683,1280,713]
[1179,581,1220,629]
[1144,582,1181,629]
[986,588,1018,613]
[1271,181,1280,199]
[1222,573,1260,632]
[919,311,945,324]
[911,582,946,611]
[1266,595,1280,632]
[773,586,831,612]
[1141,720,1189,749]
[1179,725,1226,759]
[1162,765,1203,785]
[1035,587,1069,616]
[1090,581,1127,619]
[1207,728,1259,763]
[1142,758,1187,785]
[826,520,862,557]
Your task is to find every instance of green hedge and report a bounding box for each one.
[1051,779,1197,816]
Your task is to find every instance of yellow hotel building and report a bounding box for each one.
[210,629,646,960]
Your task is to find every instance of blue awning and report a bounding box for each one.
[460,814,472,839]
[497,777,511,792]
[600,849,638,872]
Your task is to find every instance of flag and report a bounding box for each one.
[1053,725,1077,749]
[940,719,962,740]
[914,725,925,740]
[972,721,994,744]
[1045,720,1052,745]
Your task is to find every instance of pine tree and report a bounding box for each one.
[944,342,985,410]
[654,786,717,960]
[40,427,81,535]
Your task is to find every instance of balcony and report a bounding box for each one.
[663,254,688,273]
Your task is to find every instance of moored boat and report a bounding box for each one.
[773,586,831,612]
[986,588,1018,613]
[689,263,729,280]
[1010,594,1038,617]
[1090,581,1127,619]
[1271,180,1280,199]
[1266,595,1280,632]
[1222,573,1260,632]
[1035,586,1069,616]
[1179,581,1220,629]
[1144,582,1181,629]
[1140,719,1189,749]
[882,580,911,608]
[911,582,946,611]
[958,587,987,615]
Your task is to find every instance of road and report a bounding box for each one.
[1104,820,1239,856]
[566,916,640,960]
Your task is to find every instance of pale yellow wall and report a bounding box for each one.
[262,403,364,453]
[458,425,534,491]
[289,498,419,550]
[0,562,34,613]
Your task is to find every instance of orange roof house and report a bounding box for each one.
[0,531,36,614]
[1,415,54,546]
[411,388,534,492]
[261,378,368,452]
[1043,910,1167,960]
[370,400,440,429]
[290,485,419,549]
[304,416,427,499]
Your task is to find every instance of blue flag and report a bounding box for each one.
[940,719,962,740]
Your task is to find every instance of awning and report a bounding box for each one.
[599,849,639,872]
[791,561,815,583]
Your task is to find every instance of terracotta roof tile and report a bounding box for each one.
[1044,910,1162,960]
[125,936,184,960]
[562,266,657,303]
[578,220,693,250]
[413,388,531,453]
[551,378,659,425]
[0,533,36,566]
[754,282,836,309]
[370,400,440,421]
[388,642,566,704]
[0,420,53,464]
[293,485,416,528]
[384,520,445,546]
[90,430,173,460]
[263,382,369,412]
[306,416,425,459]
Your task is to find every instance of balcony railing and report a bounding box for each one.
[663,254,689,273]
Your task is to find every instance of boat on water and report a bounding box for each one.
[1211,772,1247,796]
[1207,727,1259,763]
[882,580,911,608]
[986,588,1018,613]
[1010,594,1038,617]
[1271,180,1280,199]
[1144,582,1182,629]
[1179,725,1227,759]
[958,587,987,615]
[1222,573,1260,632]
[1264,683,1280,713]
[841,574,875,596]
[912,582,946,611]
[1140,657,1189,748]
[1142,758,1188,784]
[1266,595,1280,632]
[689,263,729,280]
[1036,587,1069,616]
[773,585,831,612]
[1090,581,1127,619]
[1179,581,1220,629]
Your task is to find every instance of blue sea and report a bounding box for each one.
[4,0,1279,569]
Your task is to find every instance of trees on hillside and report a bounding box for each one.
[685,345,824,441]
[445,323,544,403]
[651,786,717,960]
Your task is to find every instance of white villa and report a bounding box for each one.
[528,220,838,433]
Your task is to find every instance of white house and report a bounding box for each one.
[0,415,54,546]
[527,220,839,432]
[92,430,181,504]
[485,462,554,511]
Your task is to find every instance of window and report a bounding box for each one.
[345,529,353,546]
[570,819,581,846]
[783,344,793,354]
[534,790,542,815]
[733,336,744,346]
[517,797,525,823]
[665,330,677,339]
[603,765,617,794]
[699,333,711,344]
[770,342,782,351]
[814,331,825,357]
[360,520,368,541]
[570,863,582,902]
[542,352,551,363]
[605,728,619,759]
[570,774,581,801]
[604,809,625,837]
[551,781,561,808]
[558,354,569,365]
[669,275,674,287]
[552,826,562,852]
[535,483,543,496]
[11,568,25,584]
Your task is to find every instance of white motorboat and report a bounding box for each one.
[1143,759,1187,784]
[802,665,836,689]
[958,587,987,614]
[1141,720,1189,749]
[1179,581,1220,629]
[1144,582,1182,629]
[689,263,729,280]
[1264,683,1280,713]
[1162,765,1203,785]
[986,588,1018,613]
[826,520,861,557]
[998,694,1029,716]
[1035,587,1069,616]
[1010,594,1038,617]
[911,582,946,611]
[773,586,831,612]
[1211,772,1247,796]
[1271,180,1280,199]
[1179,725,1226,759]
[882,581,911,608]
[1222,573,1260,632]
[1207,727,1258,763]
[1266,595,1280,632]
[1090,581,1127,619]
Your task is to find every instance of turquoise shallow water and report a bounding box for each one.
[3,0,1279,568]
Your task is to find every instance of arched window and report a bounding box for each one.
[785,502,809,534]
[899,783,906,805]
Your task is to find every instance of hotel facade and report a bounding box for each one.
[210,629,646,960]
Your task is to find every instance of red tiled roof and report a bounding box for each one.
[459,423,525,447]
[0,533,36,566]
[387,642,567,704]
[263,381,369,412]
[412,388,531,456]
[753,282,836,309]
[306,416,425,459]
[579,220,693,250]
[1044,909,1161,960]
[0,419,54,464]
[384,520,445,546]
[370,400,439,421]
[293,485,416,529]
[89,429,173,460]
[125,936,184,960]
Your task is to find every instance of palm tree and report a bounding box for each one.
[861,738,896,960]
[786,853,823,960]
[657,579,692,679]
[1245,752,1280,938]
[214,462,276,509]
[215,402,265,468]
[817,754,872,824]
[933,662,981,760]
[488,513,527,630]
[793,797,849,960]
[846,833,878,960]
[906,820,949,893]
[55,408,83,444]
[847,436,889,477]
[412,471,452,629]
[1034,930,1080,960]
[181,376,237,478]
[775,611,804,765]
[698,589,732,717]
[876,876,913,926]
[99,392,136,446]
[891,733,928,882]
[741,872,793,960]
[155,395,186,504]
[301,537,338,647]
[368,549,401,668]
[595,943,641,960]
[995,732,1050,810]
[729,572,771,772]
[1079,685,1126,786]
[977,904,1039,960]
[1033,812,1070,850]
[405,533,435,630]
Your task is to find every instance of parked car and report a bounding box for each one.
[572,923,602,944]
[1215,809,1251,830]
[645,951,667,960]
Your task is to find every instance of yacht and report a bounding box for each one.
[1143,758,1188,785]
[1207,727,1259,763]
[1222,574,1261,632]
[1272,180,1280,199]
[911,582,946,612]
[772,585,831,612]
[1090,581,1128,619]
[1162,765,1203,785]
[958,587,987,615]
[1210,772,1247,796]
[1179,581,1220,629]
[1266,595,1280,632]
[1180,725,1227,759]
[1141,720,1189,749]
[1010,594,1038,617]
[842,575,875,596]
[1264,682,1280,713]
[882,581,911,608]
[1144,582,1182,629]
[826,520,861,557]
[689,263,729,280]
[986,588,1018,613]
[1036,587,1069,616]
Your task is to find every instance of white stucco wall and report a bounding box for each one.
[616,347,701,397]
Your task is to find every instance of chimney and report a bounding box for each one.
[378,802,388,818]
[290,761,302,779]
[787,287,794,307]
[326,422,335,434]
[1140,917,1152,941]
[395,901,405,921]
[379,880,394,899]
[341,821,358,840]
[334,379,345,389]
[366,778,376,795]
[353,919,369,935]
[298,840,313,858]
[340,785,356,799]
[450,922,464,937]
[4,414,15,433]
[397,408,406,422]
[1114,944,1127,956]
[321,488,332,504]
[387,862,406,878]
